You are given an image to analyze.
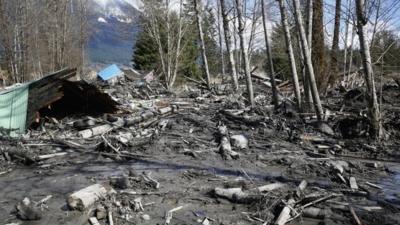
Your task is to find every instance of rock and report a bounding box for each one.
[230,135,249,149]
[141,214,151,221]
[15,197,42,221]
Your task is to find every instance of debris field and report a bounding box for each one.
[0,71,400,225]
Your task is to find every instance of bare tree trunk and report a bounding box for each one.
[220,0,239,90]
[232,7,241,75]
[343,0,351,81]
[304,0,314,106]
[279,0,302,111]
[247,0,259,63]
[194,0,211,89]
[165,0,172,88]
[347,26,356,80]
[169,0,185,88]
[311,0,325,88]
[216,0,226,77]
[370,0,381,50]
[325,0,342,90]
[292,0,324,120]
[355,0,382,139]
[235,0,254,107]
[261,0,279,108]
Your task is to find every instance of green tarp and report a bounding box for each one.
[0,84,29,137]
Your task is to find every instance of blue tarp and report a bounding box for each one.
[98,64,123,81]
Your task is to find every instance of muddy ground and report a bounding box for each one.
[1,79,400,225]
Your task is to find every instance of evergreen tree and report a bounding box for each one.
[132,30,159,71]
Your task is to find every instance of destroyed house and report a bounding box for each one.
[0,68,118,137]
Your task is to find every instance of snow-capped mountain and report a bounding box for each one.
[88,0,143,65]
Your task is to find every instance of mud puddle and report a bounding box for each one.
[380,165,400,205]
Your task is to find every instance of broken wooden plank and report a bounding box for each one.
[89,217,101,225]
[365,182,382,190]
[349,177,358,190]
[79,124,113,139]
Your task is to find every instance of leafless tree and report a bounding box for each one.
[342,0,351,80]
[311,0,325,88]
[0,0,89,83]
[292,0,324,120]
[235,0,254,107]
[220,0,239,90]
[325,0,342,90]
[143,0,187,90]
[304,0,314,106]
[355,0,383,139]
[261,0,279,108]
[216,0,226,78]
[194,0,211,89]
[277,0,302,110]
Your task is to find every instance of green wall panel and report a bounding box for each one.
[0,85,29,137]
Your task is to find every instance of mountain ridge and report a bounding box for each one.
[88,0,143,65]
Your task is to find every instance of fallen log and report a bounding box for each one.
[79,124,113,139]
[256,183,286,192]
[220,110,264,125]
[36,152,68,160]
[214,187,262,204]
[67,184,113,211]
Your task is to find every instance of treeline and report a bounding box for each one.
[0,0,89,84]
[132,0,400,140]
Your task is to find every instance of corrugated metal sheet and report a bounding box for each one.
[0,84,29,137]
